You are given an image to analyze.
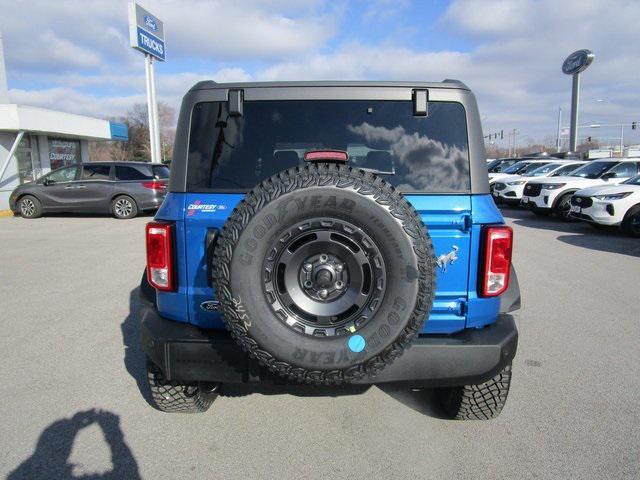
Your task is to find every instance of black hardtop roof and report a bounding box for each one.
[189,79,469,93]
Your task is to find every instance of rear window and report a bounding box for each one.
[186,100,470,193]
[152,165,170,179]
[115,165,153,181]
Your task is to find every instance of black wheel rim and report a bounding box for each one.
[263,218,386,337]
[560,197,572,219]
[630,213,640,235]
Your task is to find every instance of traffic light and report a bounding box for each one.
[587,136,592,142]
[500,129,504,140]
[633,122,637,130]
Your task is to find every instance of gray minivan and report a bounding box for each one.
[9,161,169,219]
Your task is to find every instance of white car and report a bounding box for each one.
[570,175,640,236]
[521,159,640,220]
[492,161,585,205]
[488,159,554,184]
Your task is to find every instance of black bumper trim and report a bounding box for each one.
[140,299,518,388]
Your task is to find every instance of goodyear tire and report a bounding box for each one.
[436,363,512,420]
[213,163,435,385]
[146,358,219,413]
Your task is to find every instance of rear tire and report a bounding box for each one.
[436,363,512,420]
[111,195,138,219]
[146,358,219,413]
[18,195,42,219]
[621,205,640,237]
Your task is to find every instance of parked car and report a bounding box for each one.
[486,157,520,174]
[489,160,555,200]
[570,174,640,236]
[521,159,640,220]
[488,159,553,185]
[138,80,520,419]
[492,161,585,205]
[9,161,169,219]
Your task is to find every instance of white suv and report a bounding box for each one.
[493,161,584,206]
[489,159,553,185]
[522,159,640,220]
[570,175,640,236]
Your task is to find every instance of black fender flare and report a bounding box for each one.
[499,265,521,313]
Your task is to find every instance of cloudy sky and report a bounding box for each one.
[1,0,639,147]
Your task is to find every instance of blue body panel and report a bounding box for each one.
[155,192,505,335]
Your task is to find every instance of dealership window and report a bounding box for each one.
[16,134,41,185]
[48,137,81,170]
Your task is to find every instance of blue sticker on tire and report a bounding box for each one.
[348,334,366,353]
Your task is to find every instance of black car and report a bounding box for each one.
[9,162,169,219]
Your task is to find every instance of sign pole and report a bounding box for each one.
[147,54,161,163]
[569,73,580,152]
[129,1,165,163]
[562,49,594,153]
[144,54,158,163]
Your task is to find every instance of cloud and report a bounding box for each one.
[3,0,639,146]
[347,122,470,191]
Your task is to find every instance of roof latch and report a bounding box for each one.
[412,89,428,117]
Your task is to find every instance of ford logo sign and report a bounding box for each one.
[562,49,595,75]
[144,15,158,31]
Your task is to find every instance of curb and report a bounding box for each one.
[0,210,15,217]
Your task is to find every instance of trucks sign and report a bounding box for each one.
[128,2,165,61]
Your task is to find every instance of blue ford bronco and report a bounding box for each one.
[139,80,520,419]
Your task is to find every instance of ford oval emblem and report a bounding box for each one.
[562,49,594,75]
[144,15,158,31]
[200,300,220,312]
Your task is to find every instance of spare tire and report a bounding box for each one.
[213,163,435,384]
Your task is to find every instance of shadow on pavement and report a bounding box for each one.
[501,206,640,257]
[378,387,449,419]
[122,284,447,417]
[7,409,140,480]
[121,286,156,408]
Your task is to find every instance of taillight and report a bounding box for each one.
[146,222,175,291]
[480,226,513,297]
[142,181,167,190]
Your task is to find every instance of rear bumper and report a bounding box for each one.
[140,297,518,388]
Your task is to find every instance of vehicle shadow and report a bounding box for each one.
[121,286,156,408]
[500,206,640,257]
[122,285,448,417]
[7,409,140,480]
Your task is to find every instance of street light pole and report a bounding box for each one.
[620,124,624,157]
[556,107,562,153]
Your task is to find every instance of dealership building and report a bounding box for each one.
[0,32,128,213]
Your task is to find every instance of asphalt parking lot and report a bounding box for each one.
[1,210,639,480]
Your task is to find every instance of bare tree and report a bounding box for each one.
[87,102,176,163]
